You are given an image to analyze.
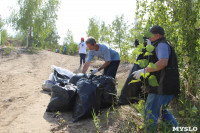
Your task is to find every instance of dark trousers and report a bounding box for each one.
[80,53,86,65]
[103,60,120,79]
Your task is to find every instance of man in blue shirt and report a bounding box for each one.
[82,37,120,78]
[132,25,180,131]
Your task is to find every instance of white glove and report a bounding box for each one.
[91,69,98,75]
[132,69,145,79]
[146,39,151,45]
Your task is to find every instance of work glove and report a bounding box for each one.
[146,39,151,45]
[132,69,145,79]
[91,69,98,75]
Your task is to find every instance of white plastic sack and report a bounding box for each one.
[42,80,55,92]
[51,65,75,79]
[49,73,56,82]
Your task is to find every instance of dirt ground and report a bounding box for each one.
[0,48,132,133]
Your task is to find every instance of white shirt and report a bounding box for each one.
[79,42,87,54]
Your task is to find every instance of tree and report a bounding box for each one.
[63,29,78,55]
[111,15,130,63]
[0,16,8,45]
[9,0,60,48]
[1,30,8,44]
[87,18,100,42]
[99,21,113,45]
[63,29,74,45]
[33,0,60,49]
[0,16,3,30]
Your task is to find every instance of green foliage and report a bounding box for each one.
[86,15,132,63]
[140,72,150,79]
[63,29,78,55]
[3,48,13,55]
[63,30,73,45]
[148,75,159,87]
[9,0,60,48]
[132,100,145,115]
[99,21,109,43]
[146,45,154,52]
[148,62,157,69]
[0,16,7,45]
[0,16,4,30]
[67,43,78,55]
[111,15,131,63]
[129,79,141,84]
[92,109,100,133]
[137,59,148,68]
[130,40,158,88]
[1,30,8,44]
[136,0,200,96]
[144,32,153,38]
[87,18,100,42]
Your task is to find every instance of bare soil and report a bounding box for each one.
[0,48,132,133]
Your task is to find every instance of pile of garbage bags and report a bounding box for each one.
[43,65,117,122]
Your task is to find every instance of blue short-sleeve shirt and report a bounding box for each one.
[87,44,120,62]
[155,42,171,60]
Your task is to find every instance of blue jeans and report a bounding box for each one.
[80,54,86,65]
[145,93,178,131]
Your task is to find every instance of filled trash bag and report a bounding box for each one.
[53,70,70,87]
[51,65,75,79]
[42,80,55,92]
[46,84,77,112]
[69,73,86,85]
[49,73,56,83]
[118,54,147,105]
[72,78,103,122]
[92,75,117,107]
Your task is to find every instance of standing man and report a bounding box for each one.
[79,37,87,68]
[82,37,120,79]
[132,25,180,131]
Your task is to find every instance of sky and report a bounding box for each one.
[0,0,136,44]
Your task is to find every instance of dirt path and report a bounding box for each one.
[0,49,131,133]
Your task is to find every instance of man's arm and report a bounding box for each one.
[98,61,111,71]
[146,43,170,73]
[145,58,168,73]
[82,62,91,73]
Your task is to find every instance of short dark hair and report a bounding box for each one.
[86,37,96,45]
[150,25,165,35]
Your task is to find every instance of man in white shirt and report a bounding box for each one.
[79,37,87,67]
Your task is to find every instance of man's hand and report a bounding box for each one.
[132,69,145,79]
[91,69,98,75]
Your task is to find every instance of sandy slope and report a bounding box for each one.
[0,49,131,133]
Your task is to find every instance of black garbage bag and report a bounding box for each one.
[69,73,86,85]
[118,54,148,105]
[46,84,77,112]
[93,75,117,108]
[72,78,103,122]
[53,70,70,87]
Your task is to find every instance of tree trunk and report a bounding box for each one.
[27,27,32,48]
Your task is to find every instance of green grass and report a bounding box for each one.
[116,78,126,97]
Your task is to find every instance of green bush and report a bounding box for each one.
[67,43,78,55]
[1,30,7,44]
